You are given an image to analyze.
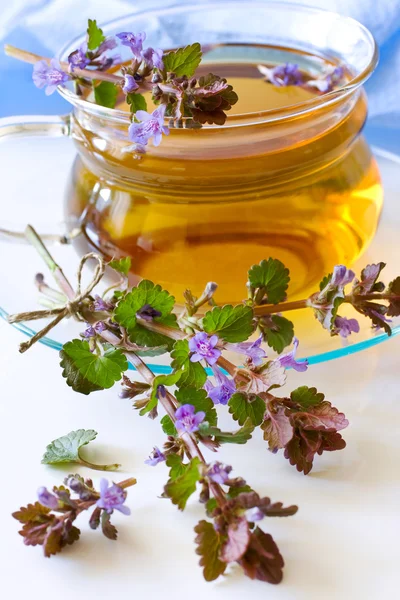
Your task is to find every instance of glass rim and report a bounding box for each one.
[56,0,379,129]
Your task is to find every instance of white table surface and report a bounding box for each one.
[1,299,399,600]
[0,136,399,599]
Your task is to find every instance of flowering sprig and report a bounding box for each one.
[8,225,399,583]
[13,475,136,556]
[6,19,348,155]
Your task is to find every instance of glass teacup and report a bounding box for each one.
[1,2,382,304]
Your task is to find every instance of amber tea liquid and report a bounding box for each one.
[66,44,383,304]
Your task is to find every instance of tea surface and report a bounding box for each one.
[67,48,383,304]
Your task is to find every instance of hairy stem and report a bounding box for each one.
[253,299,308,316]
[4,44,123,84]
[25,225,76,301]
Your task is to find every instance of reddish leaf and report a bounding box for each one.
[262,405,293,452]
[295,401,349,431]
[240,527,284,584]
[220,517,250,562]
[235,492,298,517]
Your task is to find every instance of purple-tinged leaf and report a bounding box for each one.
[262,404,293,452]
[239,527,284,584]
[295,401,349,431]
[220,517,251,562]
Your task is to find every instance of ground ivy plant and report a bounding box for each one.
[5,18,345,154]
[9,225,399,584]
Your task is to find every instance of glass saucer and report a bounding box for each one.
[0,133,398,373]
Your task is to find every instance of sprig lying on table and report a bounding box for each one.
[9,225,399,583]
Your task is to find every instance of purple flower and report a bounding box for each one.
[128,105,169,148]
[116,31,146,59]
[68,46,90,71]
[204,366,236,405]
[92,295,114,312]
[37,487,59,509]
[226,334,267,367]
[122,74,139,94]
[333,316,360,338]
[330,265,355,288]
[259,63,303,86]
[206,462,232,484]
[98,37,118,54]
[189,332,221,366]
[175,404,205,433]
[145,446,166,466]
[32,59,70,95]
[246,507,264,522]
[142,47,164,70]
[278,337,308,372]
[308,66,344,93]
[82,321,107,338]
[96,479,130,515]
[136,303,162,321]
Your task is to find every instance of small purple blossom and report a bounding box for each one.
[116,31,146,59]
[82,321,107,338]
[226,334,267,367]
[278,337,308,372]
[246,507,264,522]
[145,446,166,466]
[189,332,221,366]
[68,46,90,71]
[32,59,70,95]
[330,265,355,288]
[92,295,114,312]
[206,462,232,484]
[259,63,303,86]
[308,66,344,93]
[98,37,118,54]
[333,316,360,338]
[175,404,206,434]
[37,487,59,509]
[96,479,130,515]
[204,366,236,405]
[142,47,164,70]
[128,105,169,148]
[136,303,162,321]
[122,74,139,94]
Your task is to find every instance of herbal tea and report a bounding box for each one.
[66,45,383,304]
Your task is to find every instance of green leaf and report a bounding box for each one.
[60,340,128,395]
[126,92,147,113]
[108,257,131,276]
[199,418,254,444]
[164,457,201,510]
[101,511,118,540]
[163,42,202,77]
[175,387,217,426]
[41,429,120,471]
[114,280,176,349]
[161,415,177,436]
[290,386,325,409]
[94,81,118,109]
[228,393,265,427]
[141,371,182,416]
[260,315,294,353]
[87,19,106,50]
[202,304,255,342]
[12,502,50,524]
[248,258,290,304]
[171,339,207,389]
[194,520,226,581]
[166,454,187,479]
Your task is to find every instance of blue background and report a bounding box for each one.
[0,0,399,150]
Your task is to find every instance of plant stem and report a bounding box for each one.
[4,44,123,84]
[78,453,121,472]
[118,345,226,505]
[118,477,137,490]
[346,293,400,302]
[253,299,308,316]
[25,225,76,301]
